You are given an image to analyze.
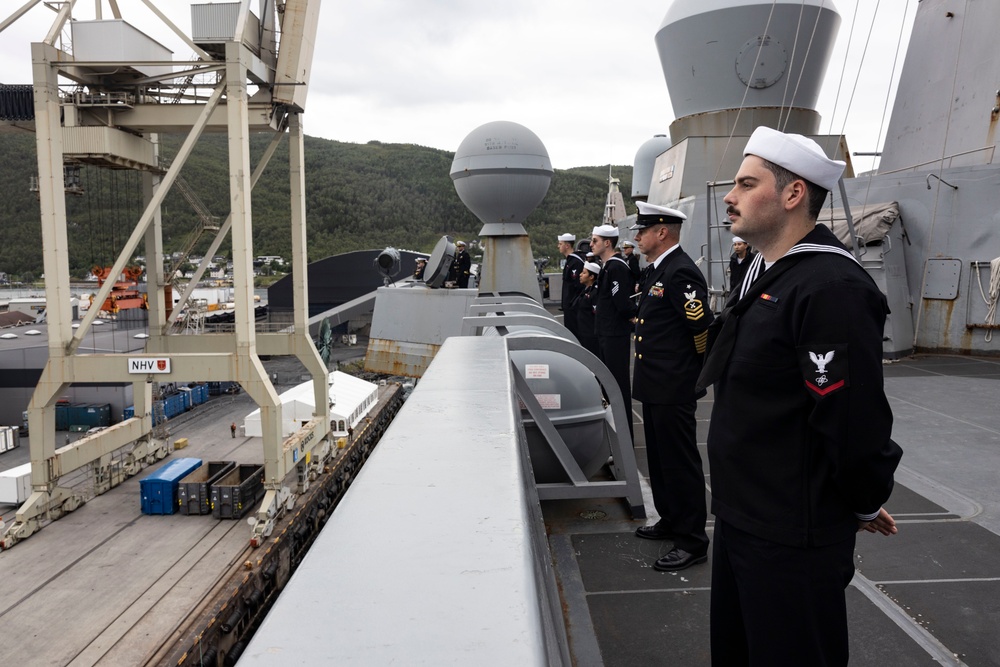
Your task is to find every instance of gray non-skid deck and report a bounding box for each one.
[544,355,1000,666]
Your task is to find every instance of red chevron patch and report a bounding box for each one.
[805,379,845,396]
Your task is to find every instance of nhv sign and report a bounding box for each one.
[128,358,171,374]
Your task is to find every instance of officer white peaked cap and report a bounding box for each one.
[621,239,635,248]
[557,233,576,242]
[583,261,602,275]
[456,240,466,247]
[631,201,686,229]
[592,224,619,239]
[743,126,845,193]
[732,236,745,244]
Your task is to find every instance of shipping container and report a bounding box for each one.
[178,387,193,411]
[161,393,185,420]
[123,405,135,420]
[210,463,265,519]
[193,384,209,405]
[208,381,240,396]
[55,403,71,431]
[68,403,111,429]
[0,462,31,504]
[139,458,202,515]
[177,460,235,515]
[1,425,20,454]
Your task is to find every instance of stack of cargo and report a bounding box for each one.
[139,458,202,515]
[177,460,235,515]
[207,381,240,396]
[0,463,31,504]
[54,402,112,431]
[0,425,20,453]
[210,463,265,519]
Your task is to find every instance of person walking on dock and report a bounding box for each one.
[230,422,236,439]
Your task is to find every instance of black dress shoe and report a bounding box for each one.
[635,524,674,540]
[653,547,707,572]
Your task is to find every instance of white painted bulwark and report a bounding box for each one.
[240,336,550,665]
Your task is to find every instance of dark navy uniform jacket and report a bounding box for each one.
[561,253,585,312]
[594,254,637,337]
[707,225,902,548]
[632,247,712,405]
[572,284,597,336]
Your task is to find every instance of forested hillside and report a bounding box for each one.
[0,131,634,279]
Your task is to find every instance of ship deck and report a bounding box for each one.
[2,351,999,665]
[547,353,1000,666]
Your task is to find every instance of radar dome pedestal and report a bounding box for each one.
[450,121,552,300]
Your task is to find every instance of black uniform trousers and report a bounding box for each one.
[598,334,633,438]
[710,519,856,667]
[641,400,708,555]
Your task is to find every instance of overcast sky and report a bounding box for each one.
[0,1,915,171]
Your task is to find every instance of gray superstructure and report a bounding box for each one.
[644,0,1000,357]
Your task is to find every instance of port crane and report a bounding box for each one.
[0,0,328,550]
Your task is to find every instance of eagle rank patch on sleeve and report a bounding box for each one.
[797,344,849,398]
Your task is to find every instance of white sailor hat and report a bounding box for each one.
[415,256,427,263]
[583,261,602,275]
[631,201,686,230]
[592,224,619,239]
[557,233,576,243]
[744,126,845,193]
[456,240,466,247]
[731,236,745,244]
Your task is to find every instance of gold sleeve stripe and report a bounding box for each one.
[693,330,708,354]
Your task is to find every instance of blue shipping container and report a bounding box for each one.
[139,458,202,515]
[190,384,207,406]
[69,403,111,428]
[178,387,193,411]
[123,405,135,420]
[55,403,71,431]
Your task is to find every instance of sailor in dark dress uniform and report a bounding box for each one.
[621,239,641,289]
[591,223,637,438]
[572,260,601,357]
[558,233,585,339]
[630,201,713,572]
[453,241,472,288]
[702,126,903,666]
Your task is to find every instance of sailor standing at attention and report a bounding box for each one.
[558,233,585,339]
[630,201,713,571]
[700,126,903,666]
[591,223,637,438]
[453,241,472,288]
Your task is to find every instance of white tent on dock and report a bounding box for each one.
[242,371,379,438]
